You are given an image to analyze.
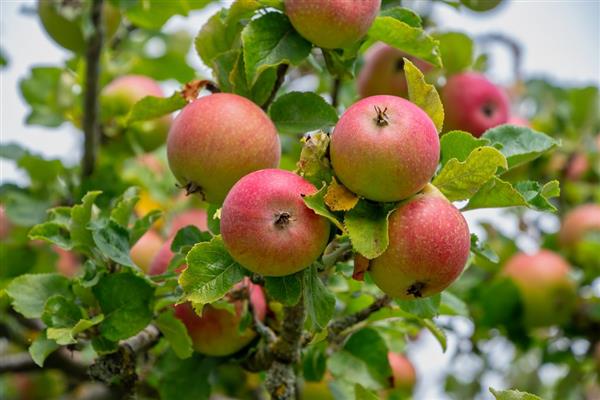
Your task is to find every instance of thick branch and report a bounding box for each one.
[328,295,392,340]
[261,64,289,111]
[82,0,104,178]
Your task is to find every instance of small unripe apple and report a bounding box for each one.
[38,0,121,53]
[369,186,470,299]
[130,230,163,273]
[167,93,281,204]
[101,75,171,151]
[441,72,509,137]
[357,43,433,99]
[503,250,576,327]
[330,95,440,202]
[221,169,330,277]
[388,352,416,390]
[284,0,380,49]
[168,209,208,236]
[559,204,600,248]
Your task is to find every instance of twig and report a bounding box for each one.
[330,77,341,108]
[321,240,352,269]
[0,349,89,379]
[261,64,289,111]
[328,295,392,341]
[82,0,104,178]
[476,33,522,83]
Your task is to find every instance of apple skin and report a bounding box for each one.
[357,43,433,99]
[388,352,416,390]
[167,93,281,205]
[130,230,163,273]
[330,95,440,202]
[559,204,600,248]
[369,186,470,300]
[503,250,576,327]
[565,152,589,181]
[221,169,331,277]
[38,0,121,53]
[441,72,510,137]
[54,246,79,277]
[168,209,208,236]
[101,75,171,151]
[284,0,380,49]
[506,116,530,127]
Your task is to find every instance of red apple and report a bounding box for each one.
[284,0,380,49]
[559,204,600,248]
[221,169,331,277]
[130,230,163,273]
[369,185,470,299]
[388,352,416,390]
[507,116,530,127]
[503,250,576,327]
[168,209,208,236]
[54,246,79,277]
[330,95,440,202]
[357,43,433,99]
[167,93,281,204]
[441,72,509,137]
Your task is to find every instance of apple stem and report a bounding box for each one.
[374,105,390,127]
[406,281,426,298]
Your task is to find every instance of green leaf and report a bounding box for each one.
[156,309,194,359]
[127,93,186,124]
[345,200,396,259]
[41,295,82,328]
[304,265,335,330]
[302,185,344,232]
[365,16,442,68]
[179,236,245,306]
[422,318,447,352]
[404,58,444,132]
[125,0,212,29]
[328,328,390,390]
[29,331,59,367]
[269,92,338,134]
[91,220,135,268]
[434,31,473,74]
[47,315,104,345]
[195,9,238,66]
[296,132,334,188]
[380,7,422,28]
[206,204,221,235]
[6,273,72,318]
[482,125,559,169]
[466,177,559,212]
[3,190,51,226]
[302,341,327,382]
[29,221,71,249]
[70,191,101,251]
[439,292,469,317]
[157,352,215,400]
[489,388,543,400]
[171,225,212,254]
[433,146,508,201]
[130,210,163,245]
[264,272,303,306]
[227,50,278,105]
[440,130,490,166]
[396,294,440,319]
[93,273,154,341]
[470,233,499,263]
[355,384,380,400]
[241,12,312,85]
[110,187,139,228]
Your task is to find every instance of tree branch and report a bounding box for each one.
[82,0,104,178]
[261,64,289,111]
[0,349,89,380]
[328,294,392,341]
[330,77,341,108]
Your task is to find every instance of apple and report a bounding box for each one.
[284,0,380,49]
[441,72,510,137]
[357,43,433,98]
[559,204,600,248]
[167,93,281,204]
[168,209,208,236]
[54,246,79,277]
[130,230,163,273]
[221,169,330,277]
[0,205,11,240]
[330,95,440,202]
[503,250,576,327]
[507,116,530,127]
[369,185,470,299]
[565,152,589,181]
[388,352,416,390]
[101,75,171,151]
[38,0,121,53]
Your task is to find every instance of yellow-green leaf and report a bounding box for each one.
[404,58,444,132]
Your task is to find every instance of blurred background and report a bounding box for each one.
[1,1,599,399]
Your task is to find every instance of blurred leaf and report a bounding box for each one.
[206,204,221,235]
[157,351,214,400]
[396,294,440,319]
[269,91,338,134]
[91,220,135,268]
[470,233,499,263]
[130,209,162,244]
[4,190,51,226]
[195,9,241,66]
[304,264,335,330]
[345,200,396,259]
[180,236,245,306]
[127,93,186,124]
[241,12,312,85]
[466,177,559,212]
[440,130,490,166]
[489,388,542,400]
[124,0,212,29]
[265,272,303,306]
[303,341,327,381]
[439,292,469,317]
[171,225,212,254]
[296,131,333,188]
[93,272,154,341]
[380,7,422,27]
[404,58,444,132]
[29,331,59,367]
[433,146,507,201]
[355,384,380,400]
[434,31,473,74]
[6,273,72,318]
[422,318,447,351]
[482,125,559,169]
[156,309,194,359]
[366,16,442,68]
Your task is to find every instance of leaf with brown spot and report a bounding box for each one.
[324,178,359,212]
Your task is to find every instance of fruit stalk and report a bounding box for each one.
[261,64,289,111]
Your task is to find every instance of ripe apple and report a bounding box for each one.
[357,43,433,99]
[441,72,509,137]
[284,0,380,49]
[167,93,281,204]
[388,352,416,390]
[559,204,600,248]
[38,0,121,53]
[221,169,330,277]
[168,209,208,236]
[503,250,576,327]
[369,185,470,299]
[101,75,171,151]
[150,246,267,356]
[130,230,163,273]
[507,116,530,127]
[330,95,440,202]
